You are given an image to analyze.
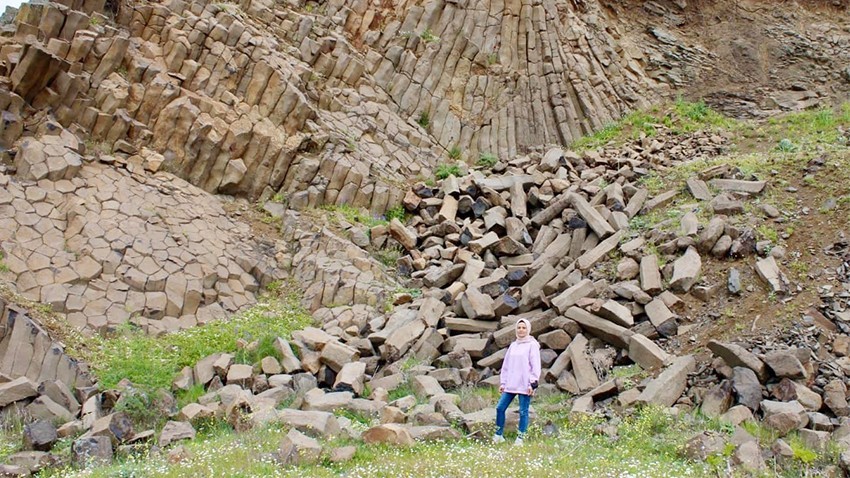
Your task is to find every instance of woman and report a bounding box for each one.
[493,318,541,445]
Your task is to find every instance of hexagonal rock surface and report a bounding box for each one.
[0,162,284,335]
[15,134,82,182]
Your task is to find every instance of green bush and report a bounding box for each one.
[477,152,498,168]
[448,146,462,160]
[387,381,415,402]
[420,29,439,43]
[675,99,709,122]
[435,164,461,180]
[323,204,388,228]
[373,245,403,269]
[384,205,406,222]
[777,138,798,152]
[417,111,430,128]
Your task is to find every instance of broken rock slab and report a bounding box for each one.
[361,424,414,446]
[708,340,768,382]
[277,409,340,438]
[636,355,695,407]
[669,247,701,293]
[72,436,113,468]
[628,333,670,371]
[0,377,38,407]
[159,420,196,447]
[754,256,791,296]
[279,429,322,465]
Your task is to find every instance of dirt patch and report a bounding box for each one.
[666,134,850,355]
[609,0,850,115]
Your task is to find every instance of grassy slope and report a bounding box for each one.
[14,101,850,477]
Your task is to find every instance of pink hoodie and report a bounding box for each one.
[499,336,541,395]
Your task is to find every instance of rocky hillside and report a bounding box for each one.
[0,0,849,476]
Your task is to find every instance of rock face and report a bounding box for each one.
[1,0,662,220]
[0,156,281,334]
[0,304,92,397]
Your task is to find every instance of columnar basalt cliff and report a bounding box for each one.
[3,0,663,212]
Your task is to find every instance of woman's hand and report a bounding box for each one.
[527,386,535,396]
[499,385,505,393]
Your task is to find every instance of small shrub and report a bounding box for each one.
[373,245,403,269]
[323,204,388,228]
[477,152,498,168]
[420,28,439,43]
[787,433,818,464]
[0,252,8,273]
[387,381,415,402]
[113,389,161,429]
[448,145,462,160]
[636,172,666,195]
[676,99,709,122]
[740,420,780,446]
[756,224,779,243]
[434,164,461,180]
[417,111,430,128]
[776,138,798,152]
[335,409,373,426]
[345,137,357,152]
[384,205,406,222]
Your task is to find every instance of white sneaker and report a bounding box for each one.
[492,434,505,444]
[514,437,524,446]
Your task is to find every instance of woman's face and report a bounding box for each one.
[516,321,528,338]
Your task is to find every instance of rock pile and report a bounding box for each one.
[4,126,850,475]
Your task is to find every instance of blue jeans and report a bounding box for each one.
[495,392,531,436]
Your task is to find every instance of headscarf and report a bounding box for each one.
[515,318,534,343]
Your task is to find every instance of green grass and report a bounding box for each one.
[387,381,415,402]
[85,284,312,393]
[335,409,375,426]
[448,146,462,160]
[373,245,403,269]
[477,152,498,168]
[417,111,430,129]
[739,420,780,447]
[671,98,732,133]
[0,410,26,463]
[177,383,209,409]
[322,204,389,228]
[765,104,850,147]
[636,172,667,195]
[569,99,733,152]
[420,28,439,43]
[384,205,406,223]
[755,224,779,243]
[434,163,462,180]
[45,406,725,478]
[571,123,622,152]
[0,251,8,273]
